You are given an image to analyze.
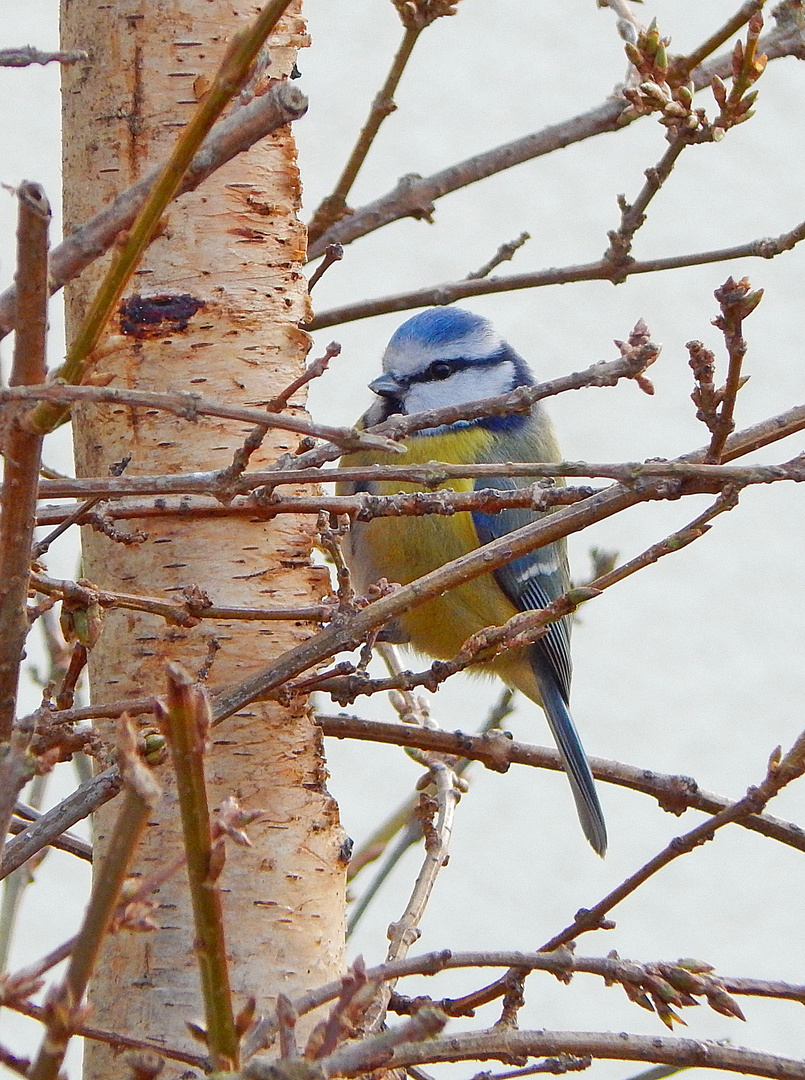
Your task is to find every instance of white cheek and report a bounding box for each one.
[404,378,464,413]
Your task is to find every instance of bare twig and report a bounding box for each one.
[706,276,762,461]
[31,451,805,502]
[0,182,50,739]
[30,573,333,628]
[27,719,161,1080]
[306,15,804,261]
[307,0,462,245]
[305,217,805,330]
[243,948,805,1061]
[220,342,344,483]
[540,728,805,953]
[466,232,530,280]
[381,1028,805,1080]
[603,138,688,280]
[0,47,88,67]
[669,0,765,80]
[387,764,461,965]
[0,767,123,880]
[307,245,344,291]
[7,811,92,862]
[1,378,400,455]
[12,999,208,1070]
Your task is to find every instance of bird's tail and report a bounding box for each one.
[532,654,608,857]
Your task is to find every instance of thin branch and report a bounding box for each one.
[219,342,344,483]
[466,232,530,280]
[209,398,805,726]
[307,244,343,291]
[539,728,805,954]
[12,999,209,1070]
[381,1028,805,1080]
[1,380,399,456]
[670,0,765,80]
[0,47,88,67]
[0,182,50,739]
[243,948,805,1061]
[307,24,425,244]
[603,137,688,280]
[306,15,805,261]
[346,691,514,937]
[387,765,461,966]
[7,813,92,862]
[32,497,103,559]
[707,276,762,461]
[288,710,805,852]
[0,767,123,880]
[31,573,333,627]
[31,452,805,501]
[305,217,805,330]
[27,720,161,1080]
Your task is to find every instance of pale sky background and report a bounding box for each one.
[1,2,805,1078]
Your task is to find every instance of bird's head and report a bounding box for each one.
[368,308,534,421]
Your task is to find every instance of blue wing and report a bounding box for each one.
[472,478,607,856]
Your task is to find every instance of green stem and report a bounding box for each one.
[159,664,238,1070]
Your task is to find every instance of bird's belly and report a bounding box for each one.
[340,428,522,659]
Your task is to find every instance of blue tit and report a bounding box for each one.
[338,307,607,856]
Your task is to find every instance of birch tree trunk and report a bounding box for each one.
[59,2,346,1076]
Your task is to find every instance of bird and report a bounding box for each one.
[337,307,607,856]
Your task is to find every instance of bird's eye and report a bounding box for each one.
[429,361,454,380]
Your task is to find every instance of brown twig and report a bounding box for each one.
[305,217,805,330]
[307,0,462,245]
[8,811,91,862]
[307,244,344,291]
[156,665,239,1070]
[27,719,161,1080]
[12,999,208,1070]
[466,232,530,280]
[706,275,763,461]
[30,573,334,628]
[0,767,123,880]
[306,15,802,262]
[381,1028,805,1079]
[669,0,765,81]
[0,382,400,456]
[539,728,805,954]
[603,138,688,281]
[0,182,50,740]
[0,47,88,67]
[32,452,805,502]
[243,948,805,1061]
[219,342,344,483]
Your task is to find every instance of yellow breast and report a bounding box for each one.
[339,427,521,661]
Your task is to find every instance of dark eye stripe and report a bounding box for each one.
[403,355,500,386]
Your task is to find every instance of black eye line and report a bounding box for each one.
[408,356,468,385]
[396,352,505,389]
